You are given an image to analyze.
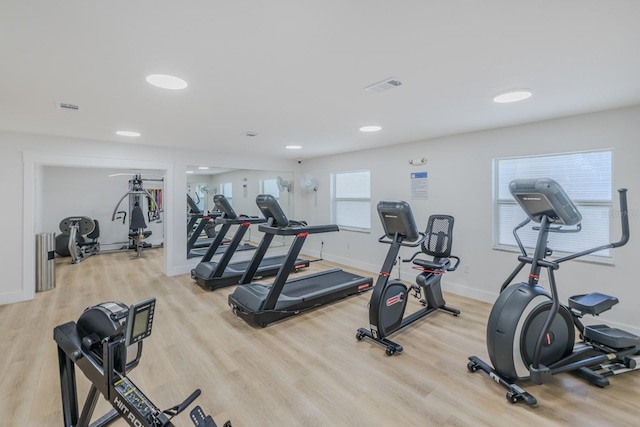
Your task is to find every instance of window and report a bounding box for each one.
[331,170,371,231]
[494,150,613,260]
[261,179,280,200]
[221,182,232,205]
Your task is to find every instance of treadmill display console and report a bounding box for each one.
[214,194,238,219]
[125,297,156,346]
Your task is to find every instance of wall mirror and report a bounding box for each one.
[186,166,295,257]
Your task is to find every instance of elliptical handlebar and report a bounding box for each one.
[512,188,630,265]
[554,188,630,263]
[613,188,630,248]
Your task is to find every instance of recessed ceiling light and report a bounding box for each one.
[186,171,194,174]
[146,74,188,90]
[198,166,209,170]
[360,125,382,132]
[493,89,532,103]
[285,145,302,150]
[116,130,141,137]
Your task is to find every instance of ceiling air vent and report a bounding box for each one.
[364,77,403,93]
[57,102,79,111]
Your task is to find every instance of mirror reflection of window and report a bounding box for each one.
[221,182,233,206]
[261,179,280,201]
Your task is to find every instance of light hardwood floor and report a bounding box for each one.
[1,248,638,426]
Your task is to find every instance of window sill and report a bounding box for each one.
[492,245,615,266]
[338,226,371,234]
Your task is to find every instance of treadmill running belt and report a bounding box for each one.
[280,270,366,298]
[189,243,254,258]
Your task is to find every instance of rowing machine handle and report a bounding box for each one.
[163,388,201,417]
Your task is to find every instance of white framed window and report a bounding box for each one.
[221,182,233,206]
[331,170,371,231]
[494,150,613,260]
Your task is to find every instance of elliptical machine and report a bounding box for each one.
[356,201,461,355]
[54,297,231,426]
[468,178,640,406]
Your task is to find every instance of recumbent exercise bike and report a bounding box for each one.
[54,297,231,426]
[356,201,461,355]
[468,178,640,406]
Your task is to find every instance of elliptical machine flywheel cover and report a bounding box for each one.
[486,282,574,380]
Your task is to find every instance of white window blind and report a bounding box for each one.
[332,170,371,230]
[494,150,613,259]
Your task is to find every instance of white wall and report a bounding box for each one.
[1,131,295,305]
[294,106,640,335]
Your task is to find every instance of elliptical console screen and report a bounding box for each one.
[514,194,558,223]
[125,297,156,346]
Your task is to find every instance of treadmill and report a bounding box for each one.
[191,194,309,290]
[228,194,373,327]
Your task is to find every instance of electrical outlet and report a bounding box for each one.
[464,264,470,274]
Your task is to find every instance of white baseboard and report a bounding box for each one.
[0,289,33,305]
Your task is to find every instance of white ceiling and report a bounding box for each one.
[2,1,639,160]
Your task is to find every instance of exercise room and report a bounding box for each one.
[1,2,639,426]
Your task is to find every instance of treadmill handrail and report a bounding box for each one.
[215,216,267,225]
[258,223,339,235]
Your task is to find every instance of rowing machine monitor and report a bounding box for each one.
[124,297,156,347]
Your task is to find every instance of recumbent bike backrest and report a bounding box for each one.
[421,215,454,258]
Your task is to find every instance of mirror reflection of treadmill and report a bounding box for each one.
[228,194,374,327]
[191,194,309,290]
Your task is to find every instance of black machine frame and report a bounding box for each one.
[468,178,639,406]
[191,194,309,290]
[228,194,373,327]
[54,298,230,427]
